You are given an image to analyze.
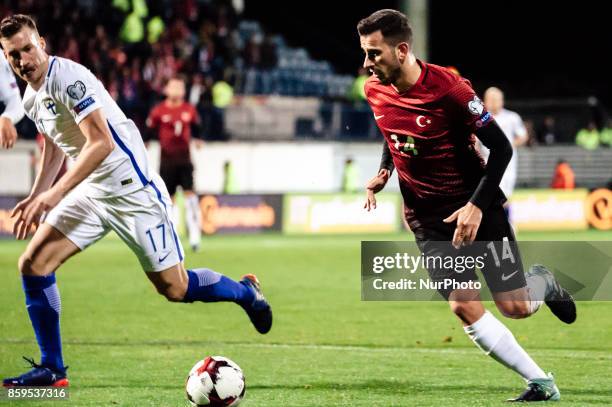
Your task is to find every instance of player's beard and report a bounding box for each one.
[375,65,402,86]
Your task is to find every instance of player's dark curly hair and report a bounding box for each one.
[0,14,38,40]
[357,9,412,46]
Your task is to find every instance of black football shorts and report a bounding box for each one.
[159,161,194,196]
[411,203,527,300]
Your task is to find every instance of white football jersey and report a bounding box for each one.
[0,51,24,122]
[479,108,527,170]
[22,56,152,197]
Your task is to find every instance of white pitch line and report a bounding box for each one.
[227,342,612,360]
[3,338,610,360]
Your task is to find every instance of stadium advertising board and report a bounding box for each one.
[585,188,612,230]
[510,189,589,231]
[199,194,283,234]
[283,193,400,234]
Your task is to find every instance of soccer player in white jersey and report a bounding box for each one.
[0,49,24,148]
[481,87,528,199]
[0,15,272,387]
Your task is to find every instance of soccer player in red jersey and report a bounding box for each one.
[358,10,575,402]
[147,77,203,252]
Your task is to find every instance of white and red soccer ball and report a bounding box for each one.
[186,356,245,406]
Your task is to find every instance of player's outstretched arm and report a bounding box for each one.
[11,135,65,239]
[29,135,65,197]
[443,121,512,248]
[365,142,394,211]
[471,121,513,209]
[12,109,113,239]
[53,109,114,196]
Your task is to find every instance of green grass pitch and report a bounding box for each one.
[1,230,611,406]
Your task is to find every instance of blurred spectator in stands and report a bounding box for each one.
[197,75,227,140]
[523,119,538,147]
[348,67,368,103]
[147,15,165,44]
[342,158,360,193]
[551,159,575,189]
[260,34,278,70]
[243,32,262,68]
[118,0,148,46]
[213,74,234,109]
[575,122,600,150]
[222,161,239,194]
[481,87,527,214]
[537,115,557,145]
[599,119,612,147]
[189,73,206,105]
[168,18,195,60]
[210,73,234,139]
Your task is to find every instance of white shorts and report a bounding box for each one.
[45,179,184,272]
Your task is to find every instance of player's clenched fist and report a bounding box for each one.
[443,202,483,248]
[364,168,391,211]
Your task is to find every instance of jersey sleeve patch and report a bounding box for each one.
[73,96,96,114]
[67,80,87,100]
[50,60,101,124]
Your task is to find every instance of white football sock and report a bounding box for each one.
[464,310,547,381]
[525,273,547,314]
[185,194,202,248]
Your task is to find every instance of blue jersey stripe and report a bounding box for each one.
[107,121,184,262]
[107,121,149,187]
[46,57,57,78]
[149,181,184,261]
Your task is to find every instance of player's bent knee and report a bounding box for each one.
[18,253,57,276]
[155,281,188,302]
[147,265,189,302]
[497,301,530,319]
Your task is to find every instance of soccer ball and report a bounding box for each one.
[185,356,245,406]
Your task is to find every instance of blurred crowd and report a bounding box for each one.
[1,0,263,140]
[1,0,609,146]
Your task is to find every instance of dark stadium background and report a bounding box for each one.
[245,0,611,105]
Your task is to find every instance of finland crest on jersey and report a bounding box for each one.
[21,56,152,197]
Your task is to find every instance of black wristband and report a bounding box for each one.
[379,141,395,172]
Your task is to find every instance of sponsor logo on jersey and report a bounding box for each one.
[66,80,86,100]
[73,96,95,114]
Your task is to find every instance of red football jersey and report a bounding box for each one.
[146,101,200,162]
[365,60,497,223]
